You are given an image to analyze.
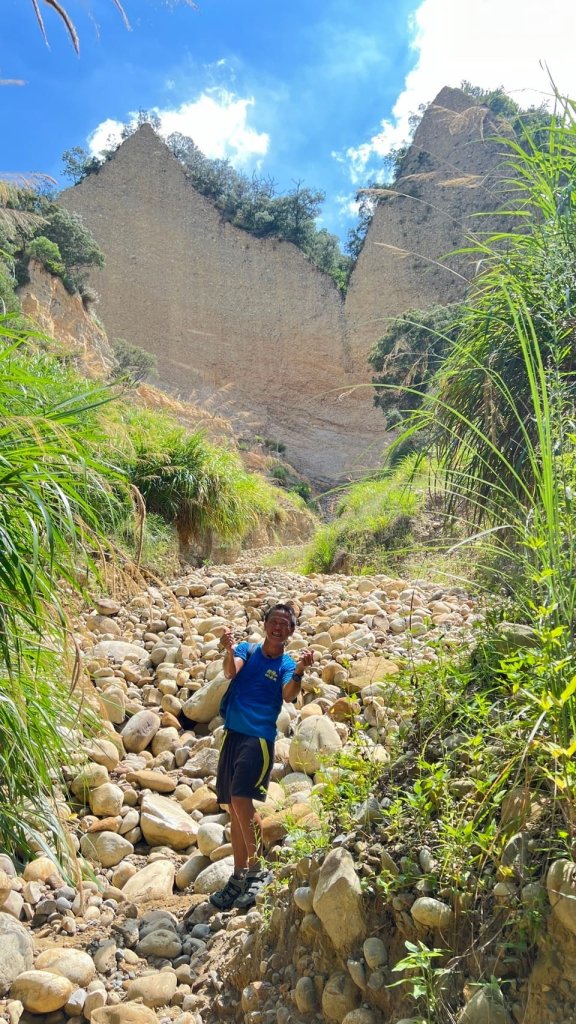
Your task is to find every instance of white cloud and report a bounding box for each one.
[344,0,576,184]
[87,118,124,155]
[87,88,269,168]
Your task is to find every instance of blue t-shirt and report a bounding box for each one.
[224,642,296,742]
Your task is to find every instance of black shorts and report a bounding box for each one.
[216,729,274,803]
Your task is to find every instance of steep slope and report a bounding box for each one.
[59,126,384,486]
[345,86,510,352]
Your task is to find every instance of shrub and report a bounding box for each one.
[26,235,65,276]
[111,337,157,384]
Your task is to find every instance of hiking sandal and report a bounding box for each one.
[209,874,245,910]
[234,869,273,910]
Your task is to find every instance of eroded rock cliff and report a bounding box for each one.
[59,87,511,484]
[59,127,383,486]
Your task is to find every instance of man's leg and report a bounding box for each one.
[229,801,250,873]
[230,796,263,869]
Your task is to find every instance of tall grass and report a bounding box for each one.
[0,318,122,859]
[303,455,429,573]
[402,93,576,794]
[109,405,287,561]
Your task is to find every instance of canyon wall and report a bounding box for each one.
[60,126,382,486]
[60,88,509,484]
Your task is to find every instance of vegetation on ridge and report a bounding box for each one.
[62,115,352,290]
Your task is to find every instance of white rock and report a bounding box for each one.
[312,849,365,954]
[140,792,198,850]
[196,822,226,856]
[89,782,124,817]
[35,947,96,987]
[80,831,133,868]
[182,675,230,724]
[0,914,34,995]
[410,896,454,932]
[122,860,175,901]
[289,717,343,774]
[9,971,74,1013]
[194,857,235,895]
[121,710,161,753]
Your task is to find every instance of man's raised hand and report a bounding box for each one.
[296,649,315,673]
[219,627,235,652]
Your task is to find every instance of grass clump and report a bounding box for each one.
[0,317,122,861]
[303,455,432,574]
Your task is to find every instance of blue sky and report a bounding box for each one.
[2,0,576,243]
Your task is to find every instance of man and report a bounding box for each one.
[209,603,314,910]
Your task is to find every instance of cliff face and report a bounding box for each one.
[18,260,115,377]
[60,126,383,486]
[59,88,509,484]
[345,86,510,351]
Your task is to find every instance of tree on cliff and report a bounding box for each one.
[62,125,352,288]
[0,185,104,296]
[369,303,463,426]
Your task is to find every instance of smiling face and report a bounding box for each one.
[263,608,295,650]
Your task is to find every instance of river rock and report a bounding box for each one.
[22,856,61,884]
[175,852,212,890]
[122,711,161,753]
[410,896,454,933]
[457,986,512,1024]
[289,716,343,773]
[89,782,124,816]
[182,675,230,724]
[85,737,121,769]
[126,971,178,1007]
[322,972,360,1022]
[547,858,576,934]
[196,822,226,856]
[122,860,175,901]
[140,792,198,849]
[182,745,220,778]
[9,971,75,1013]
[80,831,134,868]
[180,784,219,815]
[136,929,182,959]
[90,640,150,663]
[363,937,387,968]
[194,857,235,895]
[70,762,109,799]
[100,688,127,725]
[91,1006,159,1024]
[0,914,34,995]
[295,976,318,1013]
[312,848,365,953]
[126,770,177,794]
[35,947,96,987]
[341,1011,378,1024]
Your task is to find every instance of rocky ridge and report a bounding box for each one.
[0,565,573,1024]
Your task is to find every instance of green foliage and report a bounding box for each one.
[111,405,284,555]
[303,456,428,574]
[0,264,19,313]
[2,187,104,295]
[60,124,350,288]
[389,91,576,808]
[389,940,450,1024]
[26,235,65,276]
[0,317,122,860]
[110,337,157,384]
[369,303,464,425]
[61,146,106,185]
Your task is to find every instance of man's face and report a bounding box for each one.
[264,609,295,643]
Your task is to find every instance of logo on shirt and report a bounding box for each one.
[265,669,278,680]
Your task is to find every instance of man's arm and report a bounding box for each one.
[282,649,314,702]
[220,628,246,679]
